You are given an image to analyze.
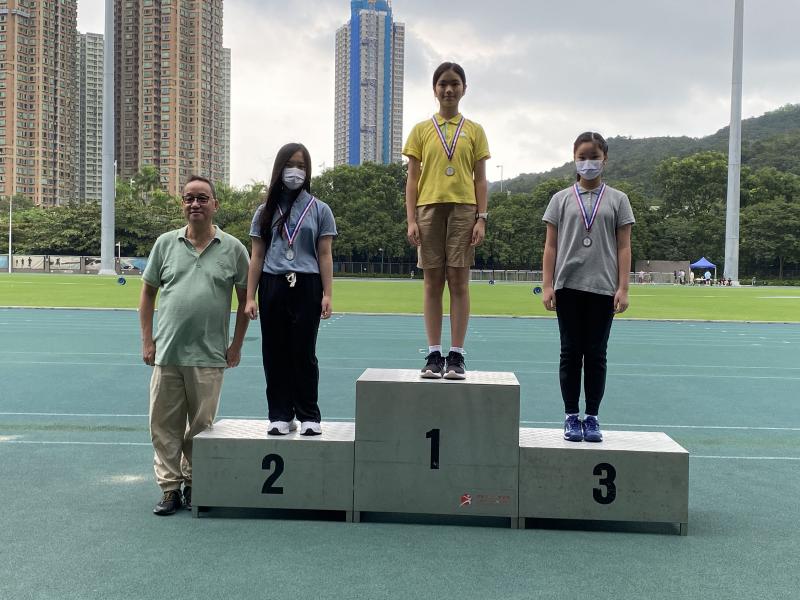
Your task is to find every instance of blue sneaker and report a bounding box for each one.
[563,415,583,442]
[583,415,603,442]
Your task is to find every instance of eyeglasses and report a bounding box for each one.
[182,194,211,205]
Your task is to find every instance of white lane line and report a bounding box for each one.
[519,421,800,431]
[691,456,800,461]
[2,361,798,379]
[3,413,799,431]
[0,412,147,417]
[1,440,151,446]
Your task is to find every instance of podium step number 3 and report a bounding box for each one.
[518,428,689,535]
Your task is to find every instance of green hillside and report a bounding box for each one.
[499,104,800,195]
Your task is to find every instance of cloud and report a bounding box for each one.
[78,0,800,185]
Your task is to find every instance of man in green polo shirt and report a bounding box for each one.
[139,174,250,516]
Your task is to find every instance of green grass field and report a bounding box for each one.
[1,273,798,321]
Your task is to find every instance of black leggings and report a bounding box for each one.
[555,288,615,416]
[258,272,322,423]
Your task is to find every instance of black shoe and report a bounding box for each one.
[153,490,182,516]
[421,351,445,379]
[183,485,192,509]
[443,351,466,380]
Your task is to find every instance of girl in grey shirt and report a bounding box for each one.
[541,132,635,443]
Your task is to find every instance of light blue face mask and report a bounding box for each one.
[575,159,604,180]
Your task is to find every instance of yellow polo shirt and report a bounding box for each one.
[403,114,490,206]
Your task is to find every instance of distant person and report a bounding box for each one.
[690,271,695,285]
[244,143,336,437]
[404,61,490,380]
[139,174,250,516]
[541,131,635,443]
[704,270,711,285]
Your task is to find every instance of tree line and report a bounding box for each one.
[1,152,799,279]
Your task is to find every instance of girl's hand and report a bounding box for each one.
[542,286,556,311]
[321,295,332,319]
[471,219,486,246]
[407,222,421,246]
[244,299,259,320]
[614,288,629,314]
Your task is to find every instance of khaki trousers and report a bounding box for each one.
[149,365,225,491]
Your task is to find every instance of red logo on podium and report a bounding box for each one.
[459,494,472,507]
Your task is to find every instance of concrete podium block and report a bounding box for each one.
[518,428,689,534]
[192,419,355,519]
[354,369,520,522]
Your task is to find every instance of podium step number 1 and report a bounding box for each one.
[354,369,521,525]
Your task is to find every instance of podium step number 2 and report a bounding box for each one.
[192,420,356,520]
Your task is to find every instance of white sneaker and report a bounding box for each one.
[267,420,298,436]
[299,421,322,436]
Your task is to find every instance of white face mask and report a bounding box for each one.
[575,159,604,180]
[282,167,305,190]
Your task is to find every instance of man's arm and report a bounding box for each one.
[138,283,159,366]
[226,286,249,368]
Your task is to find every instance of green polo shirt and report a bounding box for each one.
[142,225,249,367]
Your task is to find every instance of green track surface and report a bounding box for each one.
[1,308,798,599]
[1,273,799,321]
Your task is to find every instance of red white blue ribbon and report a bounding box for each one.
[431,114,466,161]
[278,196,316,247]
[572,183,606,233]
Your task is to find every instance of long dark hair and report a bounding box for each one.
[258,143,313,242]
[432,62,466,88]
[573,131,608,181]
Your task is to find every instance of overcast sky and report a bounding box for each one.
[79,1,800,187]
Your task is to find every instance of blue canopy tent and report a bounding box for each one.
[690,257,716,283]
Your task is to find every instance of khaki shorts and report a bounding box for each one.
[416,203,476,269]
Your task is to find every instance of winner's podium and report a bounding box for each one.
[192,419,355,520]
[519,428,689,534]
[353,369,520,526]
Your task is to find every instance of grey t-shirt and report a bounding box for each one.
[542,183,635,296]
[249,189,337,274]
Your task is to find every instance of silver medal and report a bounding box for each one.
[285,247,295,260]
[582,236,592,248]
[445,166,455,176]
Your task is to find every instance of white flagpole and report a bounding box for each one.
[724,0,744,284]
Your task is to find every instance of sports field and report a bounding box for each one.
[1,273,799,321]
[1,287,799,598]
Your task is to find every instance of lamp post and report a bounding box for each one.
[99,0,116,275]
[496,164,504,193]
[379,247,384,274]
[6,195,11,274]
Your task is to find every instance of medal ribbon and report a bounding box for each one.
[277,196,316,247]
[431,115,466,161]
[572,183,606,233]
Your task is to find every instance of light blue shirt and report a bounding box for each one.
[249,190,337,275]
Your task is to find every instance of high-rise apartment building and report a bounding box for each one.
[77,32,103,202]
[0,0,79,206]
[114,0,228,197]
[221,46,230,186]
[334,0,404,166]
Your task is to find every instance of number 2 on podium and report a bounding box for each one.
[426,428,440,469]
[262,454,285,494]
